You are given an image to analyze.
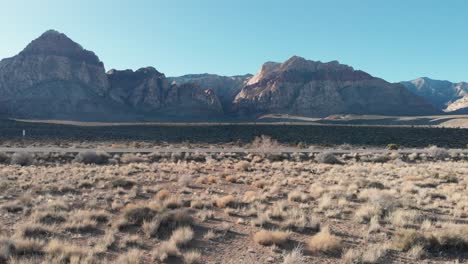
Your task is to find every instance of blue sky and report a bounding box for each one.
[1,0,467,82]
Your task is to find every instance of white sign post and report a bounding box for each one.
[22,130,26,137]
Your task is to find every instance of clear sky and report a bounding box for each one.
[1,0,467,82]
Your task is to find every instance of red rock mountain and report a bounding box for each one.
[233,56,440,117]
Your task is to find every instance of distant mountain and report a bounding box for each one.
[0,30,222,121]
[233,56,440,117]
[401,77,468,112]
[169,73,252,113]
[0,30,447,122]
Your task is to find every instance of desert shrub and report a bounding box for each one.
[251,135,280,149]
[282,245,305,264]
[144,209,193,238]
[120,153,146,164]
[18,224,54,239]
[393,230,434,252]
[111,178,135,189]
[115,249,144,264]
[74,151,110,164]
[315,152,342,165]
[170,226,194,247]
[123,205,157,225]
[11,152,34,166]
[44,239,87,263]
[306,227,342,254]
[235,161,251,171]
[0,152,9,164]
[11,238,45,257]
[253,230,290,246]
[155,189,171,201]
[0,238,14,261]
[152,240,180,262]
[342,243,389,264]
[427,146,449,161]
[183,250,202,264]
[215,195,237,208]
[386,144,399,150]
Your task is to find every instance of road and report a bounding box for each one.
[0,147,466,154]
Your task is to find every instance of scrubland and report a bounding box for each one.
[0,147,467,263]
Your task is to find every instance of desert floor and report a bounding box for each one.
[0,150,467,263]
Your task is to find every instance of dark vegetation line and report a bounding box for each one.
[0,119,467,148]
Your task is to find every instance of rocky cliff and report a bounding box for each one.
[233,56,440,117]
[169,73,252,113]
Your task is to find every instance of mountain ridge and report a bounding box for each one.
[0,30,458,121]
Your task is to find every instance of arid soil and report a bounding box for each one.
[0,150,467,263]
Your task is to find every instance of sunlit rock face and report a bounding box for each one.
[234,56,440,117]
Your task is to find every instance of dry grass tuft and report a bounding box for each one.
[143,209,193,238]
[253,230,290,246]
[115,249,144,264]
[306,227,342,254]
[155,189,171,201]
[282,245,305,264]
[123,204,157,225]
[183,250,202,264]
[170,226,194,247]
[152,240,180,262]
[215,195,237,208]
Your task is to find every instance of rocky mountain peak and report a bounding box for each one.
[20,30,102,66]
[247,56,372,86]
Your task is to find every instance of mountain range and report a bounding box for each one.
[0,30,465,122]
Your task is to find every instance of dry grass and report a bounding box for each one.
[253,230,290,246]
[215,195,236,208]
[183,250,202,264]
[306,227,342,254]
[282,245,305,264]
[0,146,467,263]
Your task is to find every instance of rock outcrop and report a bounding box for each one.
[233,56,440,117]
[107,69,223,118]
[402,77,468,112]
[169,73,252,113]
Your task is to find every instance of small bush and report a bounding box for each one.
[11,152,34,166]
[111,178,135,189]
[235,161,251,171]
[386,144,399,150]
[315,152,343,165]
[0,152,9,164]
[427,146,449,161]
[74,151,110,164]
